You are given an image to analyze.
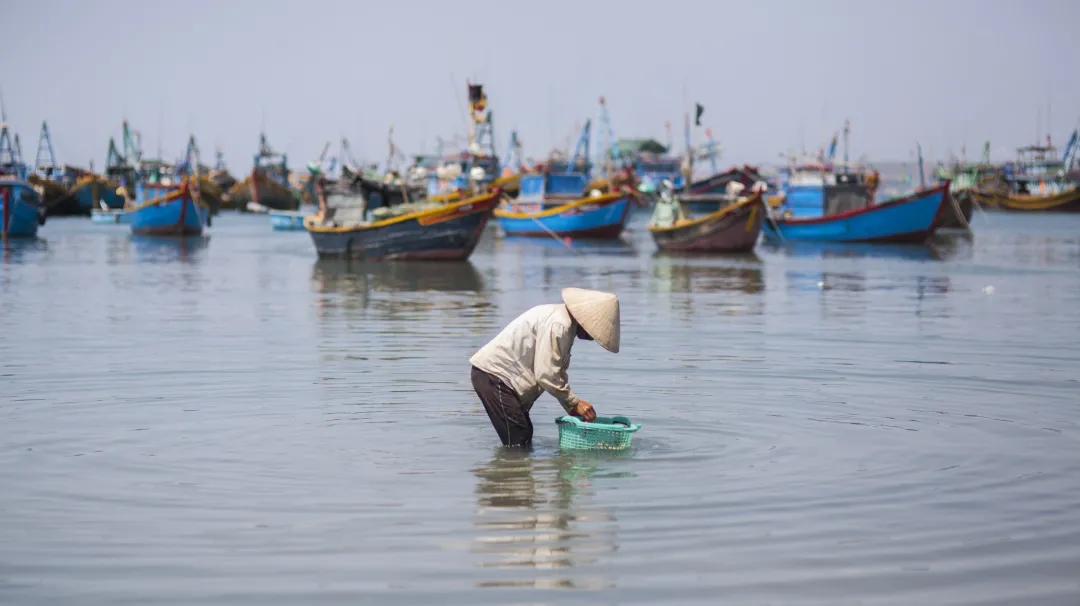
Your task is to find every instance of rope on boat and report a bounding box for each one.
[528,214,582,254]
[753,183,785,241]
[947,188,971,231]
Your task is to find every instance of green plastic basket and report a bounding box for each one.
[555,415,641,450]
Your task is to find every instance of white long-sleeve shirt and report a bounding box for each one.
[469,304,581,413]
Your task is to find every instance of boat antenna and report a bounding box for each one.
[548,86,555,156]
[842,118,850,167]
[1036,107,1041,146]
[157,103,164,161]
[449,73,470,134]
[1047,99,1052,146]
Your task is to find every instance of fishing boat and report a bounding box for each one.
[269,209,310,231]
[70,134,132,212]
[763,181,949,243]
[26,122,89,216]
[71,172,125,213]
[677,165,773,214]
[648,190,764,253]
[1,178,47,238]
[932,142,997,228]
[304,177,500,260]
[208,147,237,192]
[226,133,299,211]
[971,134,1080,212]
[125,179,211,236]
[414,82,523,203]
[938,189,975,229]
[494,120,633,239]
[615,138,682,193]
[175,136,225,215]
[0,122,46,237]
[495,173,633,239]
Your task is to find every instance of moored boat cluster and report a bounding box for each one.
[2,84,1078,251]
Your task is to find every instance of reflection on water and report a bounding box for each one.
[3,213,1080,605]
[649,255,765,318]
[651,254,764,294]
[1,236,48,264]
[762,240,943,262]
[928,230,975,261]
[310,259,494,322]
[129,235,210,264]
[471,448,624,590]
[496,235,637,258]
[311,258,486,295]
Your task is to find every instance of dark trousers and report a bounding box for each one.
[471,366,532,447]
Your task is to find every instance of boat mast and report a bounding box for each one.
[683,111,692,187]
[842,118,850,168]
[34,121,57,174]
[565,120,592,178]
[503,131,523,174]
[597,96,619,177]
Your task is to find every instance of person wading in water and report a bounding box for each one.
[469,287,621,447]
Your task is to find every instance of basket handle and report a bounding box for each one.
[556,415,585,427]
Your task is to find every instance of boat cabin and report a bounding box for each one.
[252,133,290,188]
[1001,144,1072,195]
[139,158,177,185]
[636,159,684,191]
[777,163,873,218]
[505,172,589,213]
[610,139,683,191]
[544,157,592,175]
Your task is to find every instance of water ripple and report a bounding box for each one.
[1,213,1079,604]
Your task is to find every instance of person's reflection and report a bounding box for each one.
[470,448,618,589]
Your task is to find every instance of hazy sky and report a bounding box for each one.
[2,0,1077,172]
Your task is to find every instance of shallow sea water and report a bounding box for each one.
[2,209,1079,605]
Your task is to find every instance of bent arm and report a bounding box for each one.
[534,321,580,413]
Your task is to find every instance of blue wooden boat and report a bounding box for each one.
[269,209,308,231]
[126,180,211,236]
[494,121,632,239]
[226,132,298,211]
[495,172,633,239]
[763,181,950,243]
[0,124,47,237]
[1,178,47,238]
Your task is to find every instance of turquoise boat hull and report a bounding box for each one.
[270,210,307,231]
[763,183,948,243]
[1,179,46,238]
[127,182,210,236]
[91,209,129,225]
[496,195,632,239]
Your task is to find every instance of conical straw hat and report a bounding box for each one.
[561,287,620,353]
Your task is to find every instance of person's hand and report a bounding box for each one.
[572,401,596,422]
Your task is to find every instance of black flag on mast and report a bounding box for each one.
[694,103,704,126]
